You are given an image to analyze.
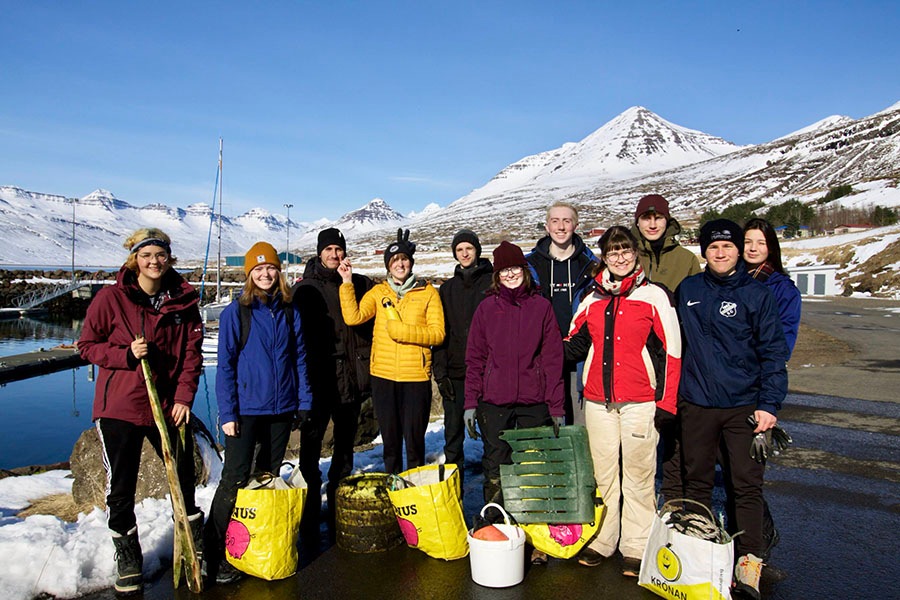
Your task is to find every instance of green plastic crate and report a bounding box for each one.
[499,425,596,523]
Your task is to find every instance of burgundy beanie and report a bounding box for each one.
[492,241,527,272]
[634,194,670,221]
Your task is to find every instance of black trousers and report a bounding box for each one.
[441,378,467,470]
[299,398,361,522]
[97,417,199,536]
[370,376,431,474]
[680,401,766,558]
[478,402,552,504]
[205,412,293,560]
[658,414,685,502]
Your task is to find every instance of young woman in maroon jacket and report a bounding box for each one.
[464,241,565,508]
[78,228,204,594]
[564,226,681,575]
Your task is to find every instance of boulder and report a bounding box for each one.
[70,424,211,510]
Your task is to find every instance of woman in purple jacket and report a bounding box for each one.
[464,241,565,507]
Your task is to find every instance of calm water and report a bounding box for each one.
[0,318,220,469]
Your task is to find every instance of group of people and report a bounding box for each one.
[434,195,798,600]
[77,191,799,599]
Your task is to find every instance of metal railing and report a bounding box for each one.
[11,280,88,309]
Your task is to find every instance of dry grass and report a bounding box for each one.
[16,493,96,523]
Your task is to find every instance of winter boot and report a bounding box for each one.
[111,528,143,594]
[734,553,764,600]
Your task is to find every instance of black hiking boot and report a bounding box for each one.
[215,559,244,585]
[112,529,143,594]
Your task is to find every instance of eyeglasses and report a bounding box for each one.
[604,249,635,263]
[498,266,524,278]
[137,251,169,263]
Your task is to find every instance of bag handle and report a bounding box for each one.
[660,498,716,522]
[480,502,513,526]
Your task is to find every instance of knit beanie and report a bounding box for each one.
[451,229,482,260]
[634,194,670,221]
[384,228,416,270]
[492,241,527,272]
[317,227,347,255]
[699,219,744,258]
[244,241,281,275]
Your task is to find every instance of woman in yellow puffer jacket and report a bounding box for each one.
[338,229,444,473]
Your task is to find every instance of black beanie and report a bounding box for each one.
[384,228,416,269]
[451,229,482,260]
[700,219,744,258]
[317,227,347,256]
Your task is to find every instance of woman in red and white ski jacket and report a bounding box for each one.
[564,226,681,573]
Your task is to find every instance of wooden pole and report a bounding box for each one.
[140,357,204,592]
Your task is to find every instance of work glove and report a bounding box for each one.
[750,431,771,463]
[436,378,455,402]
[293,410,313,430]
[464,408,479,440]
[381,297,401,321]
[552,416,565,437]
[654,407,676,431]
[770,424,793,454]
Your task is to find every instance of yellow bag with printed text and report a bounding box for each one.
[225,468,307,580]
[386,463,469,560]
[520,488,605,559]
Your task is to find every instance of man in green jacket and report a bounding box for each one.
[631,194,701,294]
[630,193,701,506]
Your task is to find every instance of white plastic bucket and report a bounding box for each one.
[467,503,526,588]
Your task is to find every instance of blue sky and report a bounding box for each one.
[1,1,898,221]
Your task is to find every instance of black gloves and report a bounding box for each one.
[654,407,676,431]
[552,416,565,437]
[747,414,792,463]
[436,378,455,402]
[464,408,479,440]
[293,410,313,430]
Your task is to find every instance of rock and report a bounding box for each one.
[70,424,211,510]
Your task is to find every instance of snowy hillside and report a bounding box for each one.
[2,102,899,266]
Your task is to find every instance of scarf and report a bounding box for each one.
[748,261,775,283]
[387,273,418,299]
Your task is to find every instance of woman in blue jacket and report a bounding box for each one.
[743,218,802,357]
[206,241,312,584]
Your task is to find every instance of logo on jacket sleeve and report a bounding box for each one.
[719,301,737,318]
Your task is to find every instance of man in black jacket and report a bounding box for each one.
[293,228,374,536]
[433,229,492,478]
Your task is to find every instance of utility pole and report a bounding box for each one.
[71,197,76,283]
[284,203,293,278]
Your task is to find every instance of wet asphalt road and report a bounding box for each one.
[81,297,900,599]
[82,390,899,600]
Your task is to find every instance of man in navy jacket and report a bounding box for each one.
[676,219,788,600]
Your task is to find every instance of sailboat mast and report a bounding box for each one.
[216,138,223,302]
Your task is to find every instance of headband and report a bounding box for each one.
[131,238,171,255]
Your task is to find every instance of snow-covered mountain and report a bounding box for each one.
[2,103,899,266]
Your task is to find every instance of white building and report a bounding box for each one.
[790,264,840,296]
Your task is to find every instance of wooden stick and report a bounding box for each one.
[140,357,204,592]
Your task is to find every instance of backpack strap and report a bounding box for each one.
[238,300,295,352]
[239,302,252,351]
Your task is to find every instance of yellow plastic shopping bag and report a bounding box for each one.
[225,468,307,580]
[387,463,469,560]
[520,487,605,559]
[638,500,735,600]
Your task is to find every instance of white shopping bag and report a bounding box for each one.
[638,500,734,600]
